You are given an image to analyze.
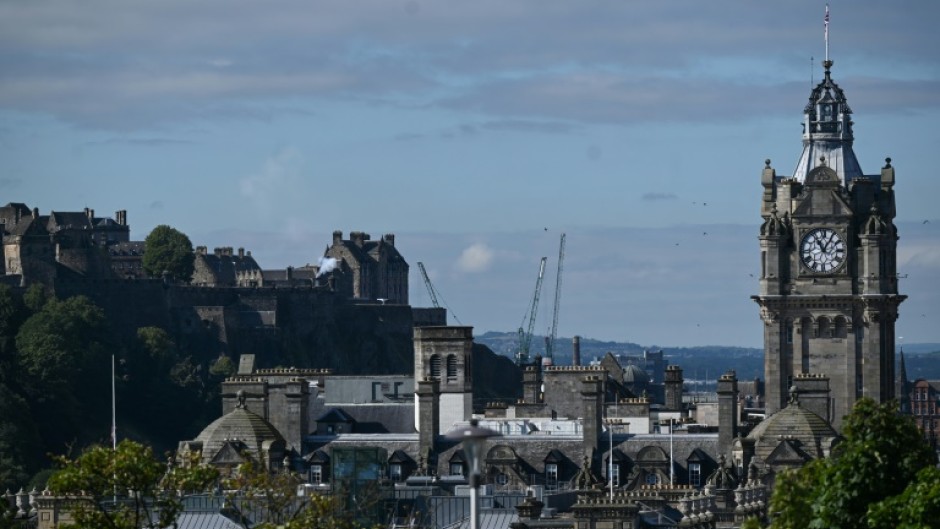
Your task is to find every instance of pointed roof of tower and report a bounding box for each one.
[792,60,866,185]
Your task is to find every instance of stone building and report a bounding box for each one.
[753,59,904,430]
[322,230,409,304]
[1,203,130,283]
[191,246,262,287]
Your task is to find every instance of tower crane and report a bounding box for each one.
[417,262,461,325]
[516,256,547,365]
[545,233,566,364]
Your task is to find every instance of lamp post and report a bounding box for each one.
[445,419,500,529]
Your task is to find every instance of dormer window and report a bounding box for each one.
[689,463,702,487]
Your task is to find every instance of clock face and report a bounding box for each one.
[800,228,846,273]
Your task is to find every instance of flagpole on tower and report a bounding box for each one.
[824,4,830,62]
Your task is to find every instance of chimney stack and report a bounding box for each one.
[332,230,343,245]
[572,335,581,366]
[717,370,739,461]
[664,365,684,411]
[238,248,245,258]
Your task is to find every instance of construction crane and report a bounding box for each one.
[545,233,566,364]
[516,257,547,365]
[417,262,461,324]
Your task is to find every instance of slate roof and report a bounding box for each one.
[47,211,92,231]
[109,241,145,256]
[746,397,838,463]
[317,408,356,423]
[5,215,49,237]
[168,512,241,529]
[194,406,285,459]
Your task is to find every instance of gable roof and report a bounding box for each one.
[317,408,356,423]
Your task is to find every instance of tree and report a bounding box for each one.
[767,398,937,529]
[221,459,362,529]
[46,440,218,529]
[142,225,194,282]
[867,466,940,529]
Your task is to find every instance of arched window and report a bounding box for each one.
[446,355,458,380]
[817,317,831,338]
[429,355,441,379]
[834,317,848,339]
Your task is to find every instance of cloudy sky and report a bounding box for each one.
[2,1,938,347]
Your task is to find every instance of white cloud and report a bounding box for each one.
[455,242,495,273]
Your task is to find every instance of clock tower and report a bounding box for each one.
[754,60,905,430]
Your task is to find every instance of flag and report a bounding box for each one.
[824,5,830,39]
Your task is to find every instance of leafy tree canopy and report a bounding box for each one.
[142,224,194,282]
[47,439,218,529]
[222,459,363,529]
[16,295,109,392]
[768,398,937,529]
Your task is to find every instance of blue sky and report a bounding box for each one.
[1,1,938,347]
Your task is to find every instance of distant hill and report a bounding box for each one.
[475,331,940,383]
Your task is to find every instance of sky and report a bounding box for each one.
[1,1,939,348]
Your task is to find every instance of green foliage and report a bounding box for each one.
[22,283,48,313]
[0,384,40,490]
[867,467,940,529]
[15,295,111,456]
[768,460,824,529]
[222,459,363,529]
[740,517,764,529]
[142,224,195,282]
[47,439,218,529]
[209,354,237,378]
[16,296,108,391]
[768,398,938,529]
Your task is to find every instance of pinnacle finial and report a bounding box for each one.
[764,159,771,168]
[884,157,892,168]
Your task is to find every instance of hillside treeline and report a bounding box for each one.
[0,284,231,491]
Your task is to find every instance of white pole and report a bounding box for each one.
[470,483,479,529]
[824,4,830,63]
[669,419,674,487]
[609,423,614,500]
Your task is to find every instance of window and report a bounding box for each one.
[310,465,323,484]
[429,355,441,379]
[545,463,558,484]
[689,463,701,487]
[389,464,403,482]
[645,473,660,486]
[609,465,620,487]
[495,472,509,486]
[446,355,458,380]
[450,463,464,476]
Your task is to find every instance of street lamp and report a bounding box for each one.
[445,419,500,529]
